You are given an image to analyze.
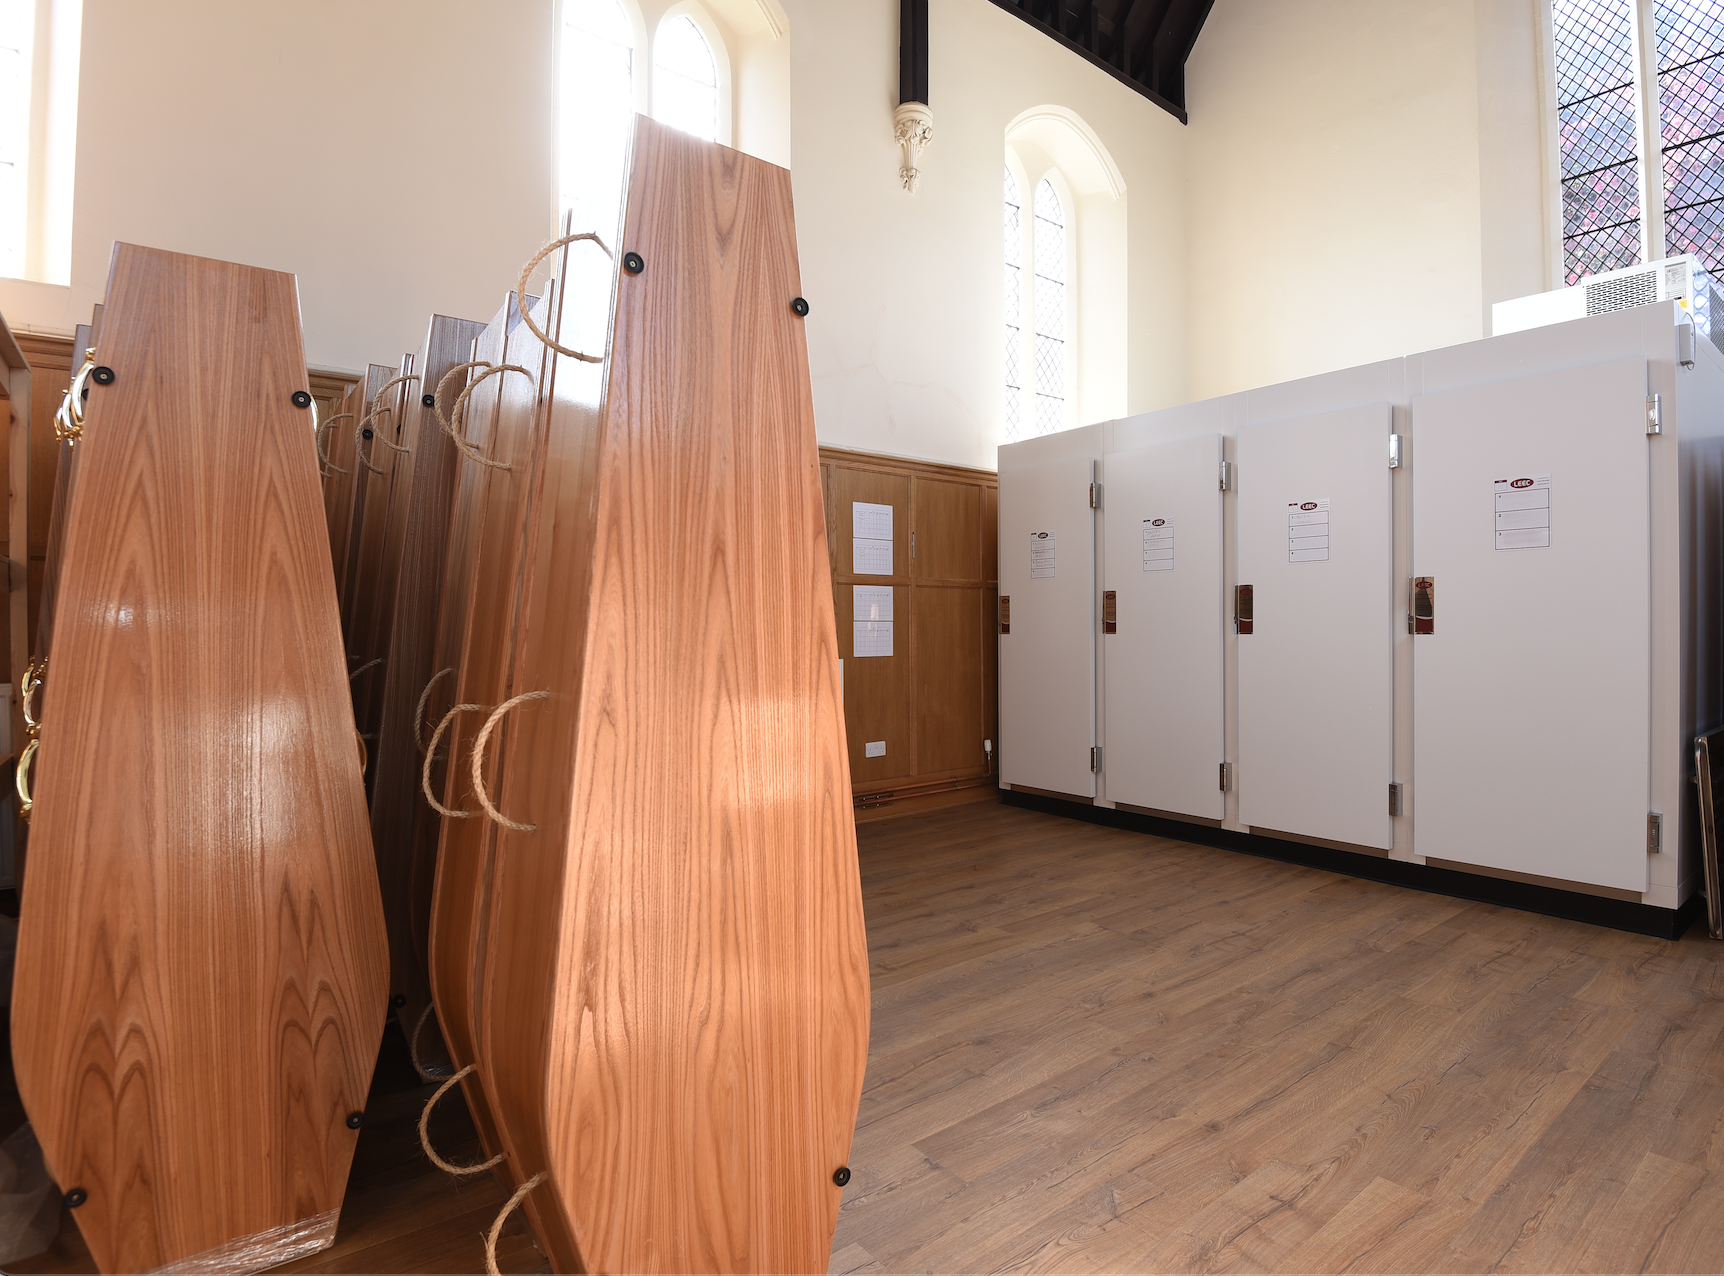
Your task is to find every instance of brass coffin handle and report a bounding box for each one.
[21,658,43,737]
[356,728,368,776]
[55,349,97,443]
[17,738,38,820]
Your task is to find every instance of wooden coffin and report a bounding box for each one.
[338,362,401,663]
[477,116,871,1272]
[423,288,548,1195]
[9,243,389,1273]
[367,312,484,1062]
[320,380,361,599]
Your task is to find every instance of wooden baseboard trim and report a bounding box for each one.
[1003,789,1701,940]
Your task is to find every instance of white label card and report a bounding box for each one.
[1288,498,1330,563]
[1494,474,1550,550]
[1142,518,1174,572]
[1030,530,1057,579]
[852,501,893,575]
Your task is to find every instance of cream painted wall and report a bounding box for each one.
[785,0,1188,470]
[1183,0,1554,401]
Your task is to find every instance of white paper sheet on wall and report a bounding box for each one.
[1287,499,1330,563]
[853,622,894,658]
[1030,530,1057,578]
[852,501,893,575]
[851,585,894,658]
[1494,474,1550,550]
[1142,518,1174,572]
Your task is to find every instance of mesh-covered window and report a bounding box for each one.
[1657,0,1724,271]
[1033,178,1066,436]
[559,0,634,238]
[1004,167,1023,444]
[1554,0,1644,282]
[654,15,718,142]
[0,0,31,281]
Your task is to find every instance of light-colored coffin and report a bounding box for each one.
[10,243,389,1274]
[479,116,871,1272]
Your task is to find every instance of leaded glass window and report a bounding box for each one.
[653,15,718,142]
[1033,178,1066,436]
[559,0,635,237]
[0,0,31,281]
[1554,0,1644,283]
[1656,0,1724,270]
[1004,167,1023,444]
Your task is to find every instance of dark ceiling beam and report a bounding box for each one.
[1149,0,1215,102]
[986,0,1202,122]
[900,0,929,104]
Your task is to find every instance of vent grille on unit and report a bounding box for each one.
[1587,269,1660,315]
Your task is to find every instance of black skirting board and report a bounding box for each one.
[1001,787,1703,941]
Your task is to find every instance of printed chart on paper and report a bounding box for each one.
[1030,530,1057,579]
[852,501,893,574]
[1142,518,1174,572]
[1287,499,1330,563]
[852,584,894,658]
[1494,474,1550,550]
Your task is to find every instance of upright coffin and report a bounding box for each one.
[471,117,870,1270]
[10,244,389,1273]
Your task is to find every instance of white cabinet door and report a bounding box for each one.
[1238,404,1395,849]
[1412,357,1650,892]
[1102,434,1225,818]
[999,455,1096,798]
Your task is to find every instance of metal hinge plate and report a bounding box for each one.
[1389,782,1403,817]
[1389,433,1402,469]
[1219,761,1231,792]
[1091,746,1102,773]
[1089,481,1103,509]
[1219,460,1233,491]
[1647,394,1663,434]
[1649,811,1663,854]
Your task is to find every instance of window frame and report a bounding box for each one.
[1004,146,1078,438]
[653,1,733,148]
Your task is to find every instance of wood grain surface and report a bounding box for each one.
[482,116,871,1272]
[339,363,402,670]
[368,314,485,1062]
[321,381,361,605]
[423,290,546,1198]
[8,243,390,1273]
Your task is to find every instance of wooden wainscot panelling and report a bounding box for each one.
[10,243,388,1273]
[821,446,1000,819]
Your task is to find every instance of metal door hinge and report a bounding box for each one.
[1649,811,1663,854]
[1389,782,1403,817]
[1389,433,1402,469]
[1089,481,1103,509]
[1219,761,1232,792]
[1680,322,1697,369]
[1647,394,1663,434]
[1091,746,1102,773]
[1409,576,1433,635]
[1219,460,1233,491]
[1102,590,1117,634]
[1234,584,1253,634]
[999,595,1011,635]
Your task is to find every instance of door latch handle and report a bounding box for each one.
[1409,576,1434,634]
[1234,584,1253,635]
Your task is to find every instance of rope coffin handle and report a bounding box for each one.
[514,231,610,362]
[360,373,421,458]
[317,411,354,475]
[485,1172,547,1276]
[423,702,484,818]
[348,656,383,683]
[354,416,386,475]
[414,667,456,754]
[418,1064,507,1177]
[432,359,492,439]
[470,691,550,832]
[408,1001,455,1082]
[448,364,535,471]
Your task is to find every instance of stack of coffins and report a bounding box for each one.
[416,115,872,1270]
[10,244,388,1271]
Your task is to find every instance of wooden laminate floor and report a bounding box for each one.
[7,798,1724,1273]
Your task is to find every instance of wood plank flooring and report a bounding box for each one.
[9,797,1724,1272]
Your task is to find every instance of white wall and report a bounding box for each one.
[1182,0,1553,401]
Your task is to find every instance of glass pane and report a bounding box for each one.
[1657,0,1724,272]
[559,0,634,245]
[1004,167,1021,443]
[1553,0,1643,282]
[1032,178,1065,436]
[653,15,718,142]
[0,0,32,281]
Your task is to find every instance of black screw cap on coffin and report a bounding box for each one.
[832,1166,851,1187]
[791,297,810,317]
[65,1187,88,1208]
[91,366,116,386]
[362,428,374,440]
[623,251,645,275]
[346,1111,365,1130]
[422,393,436,407]
[290,389,312,408]
[390,993,407,1009]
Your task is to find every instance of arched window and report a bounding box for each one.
[1033,178,1067,435]
[653,15,718,141]
[1004,166,1023,443]
[559,0,635,235]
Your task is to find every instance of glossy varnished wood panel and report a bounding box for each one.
[9,243,389,1273]
[322,382,361,605]
[912,585,985,777]
[369,314,485,1051]
[481,117,871,1272]
[340,363,401,653]
[423,291,548,1199]
[351,358,417,765]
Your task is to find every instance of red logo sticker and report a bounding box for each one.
[1152,519,1166,527]
[1511,478,1534,489]
[1301,502,1318,510]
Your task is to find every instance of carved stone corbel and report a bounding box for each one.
[894,102,934,193]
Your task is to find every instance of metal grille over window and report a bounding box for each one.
[0,0,31,281]
[1656,0,1724,272]
[1553,0,1644,283]
[653,14,718,143]
[1004,167,1023,444]
[1033,178,1066,437]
